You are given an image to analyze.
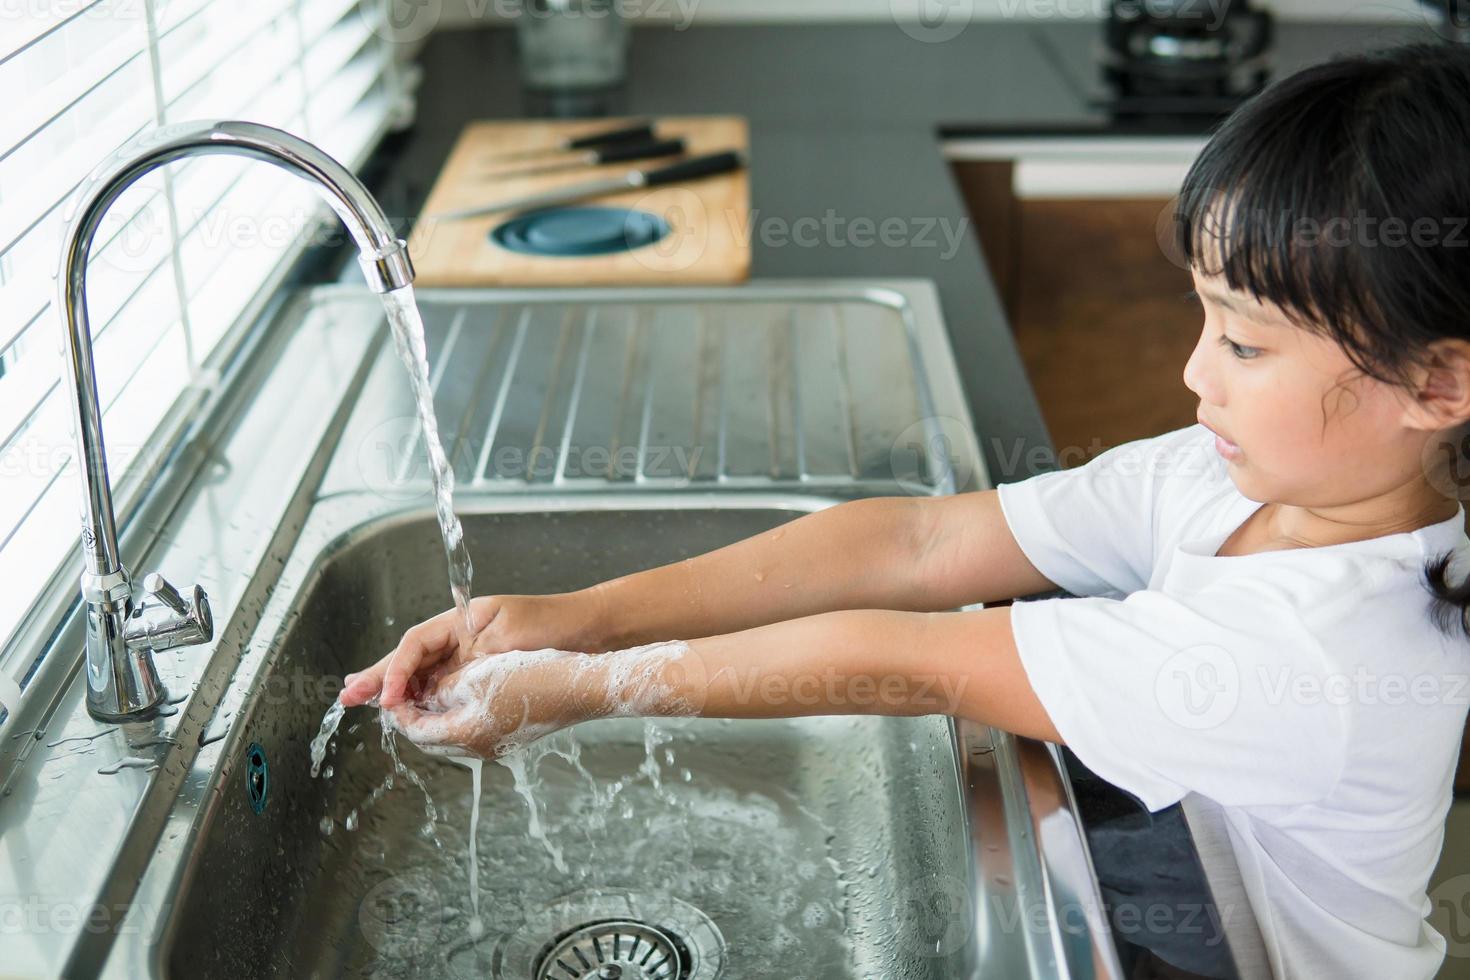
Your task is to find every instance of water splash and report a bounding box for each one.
[449,754,485,938]
[500,749,569,874]
[309,700,345,778]
[97,756,159,775]
[377,706,442,850]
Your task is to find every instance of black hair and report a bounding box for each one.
[1172,40,1470,638]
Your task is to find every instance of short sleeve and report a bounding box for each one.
[1010,587,1349,812]
[997,426,1226,598]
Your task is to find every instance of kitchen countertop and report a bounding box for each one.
[354,19,1432,487]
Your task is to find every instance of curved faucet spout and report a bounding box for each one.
[57,120,415,721]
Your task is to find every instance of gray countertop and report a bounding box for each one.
[363,23,1082,486]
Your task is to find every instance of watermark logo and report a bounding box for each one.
[891,0,974,42]
[1423,427,1470,502]
[359,871,444,953]
[1431,873,1470,959]
[357,415,436,502]
[896,871,974,957]
[627,187,712,274]
[365,0,444,44]
[1155,644,1240,730]
[890,416,975,495]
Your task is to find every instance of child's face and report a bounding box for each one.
[1181,267,1432,508]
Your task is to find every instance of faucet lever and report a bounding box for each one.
[123,575,213,655]
[143,572,189,615]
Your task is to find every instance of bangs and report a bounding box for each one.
[1172,49,1459,388]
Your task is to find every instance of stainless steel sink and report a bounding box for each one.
[0,280,1119,980]
[145,500,974,979]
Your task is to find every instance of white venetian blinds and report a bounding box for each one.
[0,0,415,652]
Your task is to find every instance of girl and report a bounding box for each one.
[341,41,1470,979]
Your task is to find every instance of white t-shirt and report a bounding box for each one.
[996,422,1470,980]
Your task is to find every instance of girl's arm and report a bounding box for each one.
[681,607,1057,739]
[386,606,1061,756]
[582,490,1060,649]
[347,489,1059,708]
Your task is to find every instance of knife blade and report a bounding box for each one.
[431,150,747,222]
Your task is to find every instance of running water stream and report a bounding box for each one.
[380,286,475,642]
[308,286,581,945]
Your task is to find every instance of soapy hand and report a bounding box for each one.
[383,641,702,759]
[339,593,602,708]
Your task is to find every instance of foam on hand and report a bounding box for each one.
[384,640,698,758]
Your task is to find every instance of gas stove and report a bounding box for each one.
[1098,0,1274,119]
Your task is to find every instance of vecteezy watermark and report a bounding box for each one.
[732,209,970,262]
[625,187,714,274]
[890,416,977,495]
[354,415,707,499]
[1156,195,1470,272]
[0,0,147,22]
[1432,874,1470,959]
[96,203,354,277]
[984,431,1228,486]
[1,433,163,483]
[982,435,1113,482]
[359,871,444,954]
[0,896,171,936]
[1290,213,1469,250]
[366,0,445,45]
[362,0,703,45]
[890,0,975,43]
[896,871,974,957]
[256,668,347,708]
[1155,644,1241,731]
[1255,665,1470,709]
[615,199,974,270]
[1156,645,1470,733]
[1422,425,1470,502]
[714,666,970,714]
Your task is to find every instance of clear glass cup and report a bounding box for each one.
[516,0,629,92]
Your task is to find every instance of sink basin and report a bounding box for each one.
[151,501,974,979]
[0,281,1114,980]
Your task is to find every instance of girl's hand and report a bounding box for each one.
[338,592,602,708]
[382,649,590,758]
[383,641,700,759]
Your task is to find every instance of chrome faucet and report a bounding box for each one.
[58,120,414,721]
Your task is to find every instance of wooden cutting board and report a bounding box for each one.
[408,116,750,286]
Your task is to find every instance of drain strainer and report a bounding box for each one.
[497,889,724,980]
[536,918,683,979]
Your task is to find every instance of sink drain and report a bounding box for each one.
[497,889,723,980]
[536,918,684,979]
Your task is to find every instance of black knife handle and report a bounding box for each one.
[595,138,687,164]
[642,150,746,187]
[564,121,656,150]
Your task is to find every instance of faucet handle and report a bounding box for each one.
[143,572,189,615]
[125,573,214,653]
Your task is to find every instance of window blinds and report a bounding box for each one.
[0,0,415,657]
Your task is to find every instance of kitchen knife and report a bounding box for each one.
[479,121,657,164]
[481,137,688,180]
[431,150,747,221]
